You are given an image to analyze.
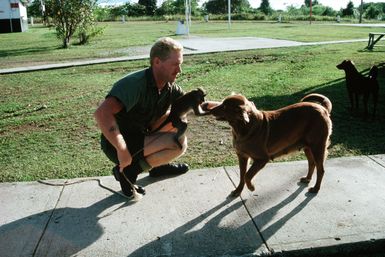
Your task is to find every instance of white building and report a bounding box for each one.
[0,0,28,33]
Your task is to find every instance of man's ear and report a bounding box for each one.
[153,56,162,66]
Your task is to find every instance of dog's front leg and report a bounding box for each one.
[245,159,268,192]
[232,155,249,197]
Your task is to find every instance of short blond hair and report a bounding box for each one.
[150,37,183,65]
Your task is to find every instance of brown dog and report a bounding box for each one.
[336,59,379,119]
[209,93,332,196]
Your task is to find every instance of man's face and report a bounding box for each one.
[156,50,183,84]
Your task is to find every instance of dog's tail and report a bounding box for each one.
[369,65,378,80]
[301,93,332,113]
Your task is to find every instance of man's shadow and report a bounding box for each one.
[0,174,189,257]
[0,193,126,257]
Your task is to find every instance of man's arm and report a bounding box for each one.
[94,96,132,170]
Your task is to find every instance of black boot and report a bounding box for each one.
[149,163,189,177]
[115,162,146,197]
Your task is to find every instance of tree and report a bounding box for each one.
[322,6,336,16]
[365,4,381,19]
[304,0,319,8]
[203,0,225,14]
[156,0,177,15]
[342,1,354,16]
[126,3,146,17]
[27,0,43,17]
[138,0,157,16]
[259,0,271,15]
[203,0,250,14]
[28,0,53,25]
[156,0,199,15]
[50,0,98,48]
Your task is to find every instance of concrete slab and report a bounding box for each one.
[178,37,303,52]
[0,36,371,75]
[370,154,385,167]
[0,182,62,257]
[33,169,268,257]
[225,156,385,255]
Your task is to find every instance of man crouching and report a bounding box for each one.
[94,37,190,198]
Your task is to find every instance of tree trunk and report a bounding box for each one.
[63,37,70,48]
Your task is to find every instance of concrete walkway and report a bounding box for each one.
[0,36,373,75]
[1,155,385,256]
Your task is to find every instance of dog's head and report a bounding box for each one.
[210,94,252,124]
[336,59,355,71]
[193,87,206,104]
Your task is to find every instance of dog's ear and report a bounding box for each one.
[235,105,250,124]
[241,109,250,123]
[197,87,206,96]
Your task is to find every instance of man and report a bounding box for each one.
[94,37,189,198]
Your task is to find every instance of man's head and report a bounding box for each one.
[150,37,183,65]
[150,37,183,85]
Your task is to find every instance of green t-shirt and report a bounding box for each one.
[107,67,184,135]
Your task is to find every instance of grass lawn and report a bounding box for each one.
[1,21,385,182]
[1,20,384,69]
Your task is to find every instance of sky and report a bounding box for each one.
[249,0,384,10]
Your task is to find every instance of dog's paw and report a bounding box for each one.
[300,177,311,184]
[246,181,255,191]
[230,190,241,197]
[308,187,319,194]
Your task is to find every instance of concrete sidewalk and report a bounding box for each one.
[0,36,372,75]
[1,155,385,257]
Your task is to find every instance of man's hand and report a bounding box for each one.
[117,148,132,172]
[94,96,132,172]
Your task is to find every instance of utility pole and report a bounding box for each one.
[184,0,191,35]
[359,0,363,24]
[228,0,231,29]
[309,0,312,24]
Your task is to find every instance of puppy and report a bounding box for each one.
[209,93,332,196]
[336,59,379,119]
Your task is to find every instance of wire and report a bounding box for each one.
[37,178,130,199]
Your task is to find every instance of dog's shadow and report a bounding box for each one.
[128,184,314,257]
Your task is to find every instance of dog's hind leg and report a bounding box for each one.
[300,147,316,184]
[173,121,187,149]
[245,159,268,192]
[232,155,250,197]
[309,146,327,193]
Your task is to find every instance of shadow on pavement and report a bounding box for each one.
[0,194,125,257]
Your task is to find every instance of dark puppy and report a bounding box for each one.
[149,88,209,148]
[336,59,379,119]
[209,93,332,196]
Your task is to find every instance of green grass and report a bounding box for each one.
[1,20,384,69]
[1,22,385,182]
